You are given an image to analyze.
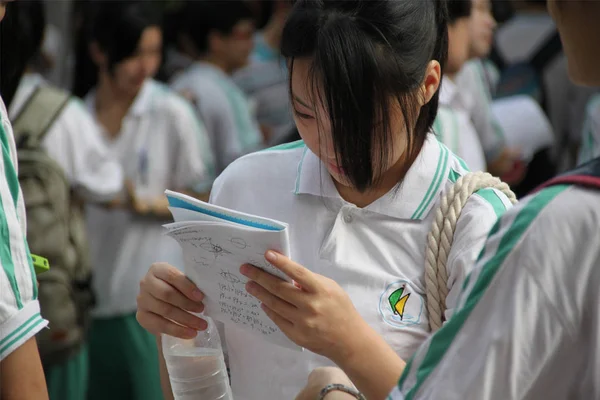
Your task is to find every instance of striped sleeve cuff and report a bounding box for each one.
[0,301,48,361]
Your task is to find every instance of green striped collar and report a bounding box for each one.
[294,134,450,220]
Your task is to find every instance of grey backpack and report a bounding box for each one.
[12,85,95,366]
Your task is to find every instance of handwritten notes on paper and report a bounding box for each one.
[163,191,298,350]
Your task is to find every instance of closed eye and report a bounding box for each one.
[293,108,315,120]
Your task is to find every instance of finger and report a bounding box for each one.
[264,251,320,292]
[241,264,305,305]
[246,281,296,323]
[138,292,207,331]
[142,275,205,313]
[136,310,198,339]
[261,303,294,332]
[150,263,204,302]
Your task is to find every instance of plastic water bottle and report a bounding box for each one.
[162,317,233,400]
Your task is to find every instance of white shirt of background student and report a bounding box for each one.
[85,78,211,318]
[436,8,487,172]
[9,72,124,202]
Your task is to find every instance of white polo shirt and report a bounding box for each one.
[578,94,600,165]
[0,97,48,360]
[171,62,263,173]
[85,80,211,317]
[455,61,507,162]
[390,184,600,400]
[209,134,512,400]
[9,73,123,202]
[435,78,487,172]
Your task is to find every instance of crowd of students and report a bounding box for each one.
[0,0,599,400]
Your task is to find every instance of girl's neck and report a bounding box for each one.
[94,73,138,138]
[262,15,285,52]
[199,55,232,75]
[334,149,412,209]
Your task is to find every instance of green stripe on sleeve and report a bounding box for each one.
[0,313,41,349]
[24,240,37,300]
[0,123,21,309]
[412,143,449,219]
[0,123,20,208]
[402,184,569,399]
[474,188,509,218]
[448,169,461,184]
[0,314,44,356]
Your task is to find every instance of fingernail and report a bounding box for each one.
[240,264,250,276]
[265,251,277,263]
[192,289,204,301]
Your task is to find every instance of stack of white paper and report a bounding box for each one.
[163,190,298,350]
[491,95,555,161]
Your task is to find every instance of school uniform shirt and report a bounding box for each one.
[389,184,600,400]
[233,33,294,145]
[577,94,600,165]
[171,61,263,173]
[0,97,48,360]
[85,79,211,317]
[455,61,506,162]
[435,78,487,172]
[9,73,123,202]
[209,134,513,400]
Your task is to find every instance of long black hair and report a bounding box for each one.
[281,0,449,192]
[73,0,161,97]
[0,0,46,108]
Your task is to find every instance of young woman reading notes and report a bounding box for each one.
[262,1,600,399]
[136,1,513,399]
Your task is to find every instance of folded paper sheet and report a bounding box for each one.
[164,190,299,350]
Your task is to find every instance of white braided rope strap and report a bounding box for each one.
[425,171,518,332]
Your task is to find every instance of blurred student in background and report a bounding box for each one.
[455,0,526,183]
[234,0,293,145]
[171,0,263,174]
[494,0,595,173]
[435,0,487,172]
[79,2,213,399]
[6,2,123,399]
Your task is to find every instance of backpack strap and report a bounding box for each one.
[534,157,600,192]
[12,85,71,150]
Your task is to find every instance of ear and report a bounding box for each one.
[419,60,442,106]
[89,42,107,68]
